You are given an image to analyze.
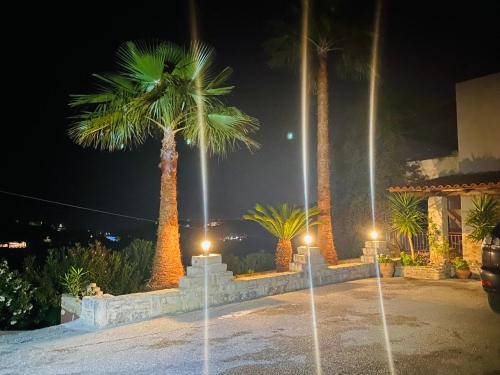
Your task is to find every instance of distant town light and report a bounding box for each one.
[287,132,294,140]
[0,241,27,249]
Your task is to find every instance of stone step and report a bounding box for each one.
[187,263,227,277]
[360,255,376,263]
[191,254,222,267]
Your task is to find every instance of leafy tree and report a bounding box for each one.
[265,0,370,265]
[388,193,425,259]
[466,195,500,242]
[70,42,259,288]
[0,260,33,330]
[244,203,319,271]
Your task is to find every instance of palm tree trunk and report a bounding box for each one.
[407,234,415,260]
[316,52,338,265]
[276,239,293,272]
[149,129,184,289]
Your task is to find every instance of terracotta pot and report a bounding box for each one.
[379,262,395,278]
[455,268,471,279]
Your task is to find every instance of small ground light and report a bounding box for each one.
[304,234,313,245]
[287,132,294,140]
[201,240,211,254]
[186,138,192,145]
[370,230,379,240]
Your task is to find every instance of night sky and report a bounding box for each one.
[1,1,499,232]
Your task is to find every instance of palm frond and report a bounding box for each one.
[243,203,319,240]
[388,193,425,238]
[182,106,260,156]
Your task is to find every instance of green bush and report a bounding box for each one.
[20,239,155,328]
[452,257,469,270]
[400,251,428,266]
[61,266,88,298]
[224,251,275,275]
[377,254,393,264]
[466,195,500,242]
[0,260,34,330]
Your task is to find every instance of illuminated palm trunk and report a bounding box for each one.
[276,239,293,272]
[316,52,338,265]
[149,129,185,289]
[407,234,415,260]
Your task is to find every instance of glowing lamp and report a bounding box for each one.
[370,230,379,240]
[304,234,313,246]
[201,240,211,254]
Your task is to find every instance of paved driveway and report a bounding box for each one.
[1,278,499,374]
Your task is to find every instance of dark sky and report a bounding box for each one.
[1,0,499,232]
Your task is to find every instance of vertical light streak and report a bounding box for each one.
[301,1,322,374]
[190,2,209,374]
[369,1,396,374]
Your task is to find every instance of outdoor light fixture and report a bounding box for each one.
[201,239,211,254]
[304,234,313,245]
[370,230,379,240]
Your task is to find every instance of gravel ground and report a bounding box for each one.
[1,278,499,375]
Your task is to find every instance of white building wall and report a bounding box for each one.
[456,72,500,174]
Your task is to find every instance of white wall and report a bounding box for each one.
[456,73,500,173]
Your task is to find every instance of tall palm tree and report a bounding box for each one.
[265,1,369,265]
[70,41,259,289]
[243,203,319,272]
[388,193,425,259]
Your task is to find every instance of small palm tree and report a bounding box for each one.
[388,193,425,259]
[466,195,500,242]
[70,41,259,289]
[243,203,320,272]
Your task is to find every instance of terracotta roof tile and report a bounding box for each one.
[388,171,500,193]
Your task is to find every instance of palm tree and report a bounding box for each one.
[388,193,425,259]
[265,1,369,265]
[70,41,259,289]
[243,203,320,272]
[466,195,500,242]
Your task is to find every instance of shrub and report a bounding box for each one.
[452,257,469,270]
[377,254,393,264]
[20,239,155,328]
[428,220,450,259]
[224,251,275,275]
[466,195,500,242]
[61,266,88,298]
[0,260,34,330]
[400,251,428,266]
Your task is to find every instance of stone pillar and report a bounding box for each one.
[360,240,389,263]
[179,254,234,291]
[460,195,482,276]
[290,246,328,273]
[428,196,449,263]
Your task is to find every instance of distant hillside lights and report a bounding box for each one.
[0,241,27,249]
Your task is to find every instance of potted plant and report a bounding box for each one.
[452,258,471,279]
[377,254,395,278]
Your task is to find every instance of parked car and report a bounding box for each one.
[481,223,500,313]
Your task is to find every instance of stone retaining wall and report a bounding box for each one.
[60,294,82,323]
[402,262,451,280]
[80,247,375,328]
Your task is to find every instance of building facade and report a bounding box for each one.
[390,73,500,274]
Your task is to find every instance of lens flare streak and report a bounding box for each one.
[190,1,210,374]
[301,1,322,373]
[368,1,396,374]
